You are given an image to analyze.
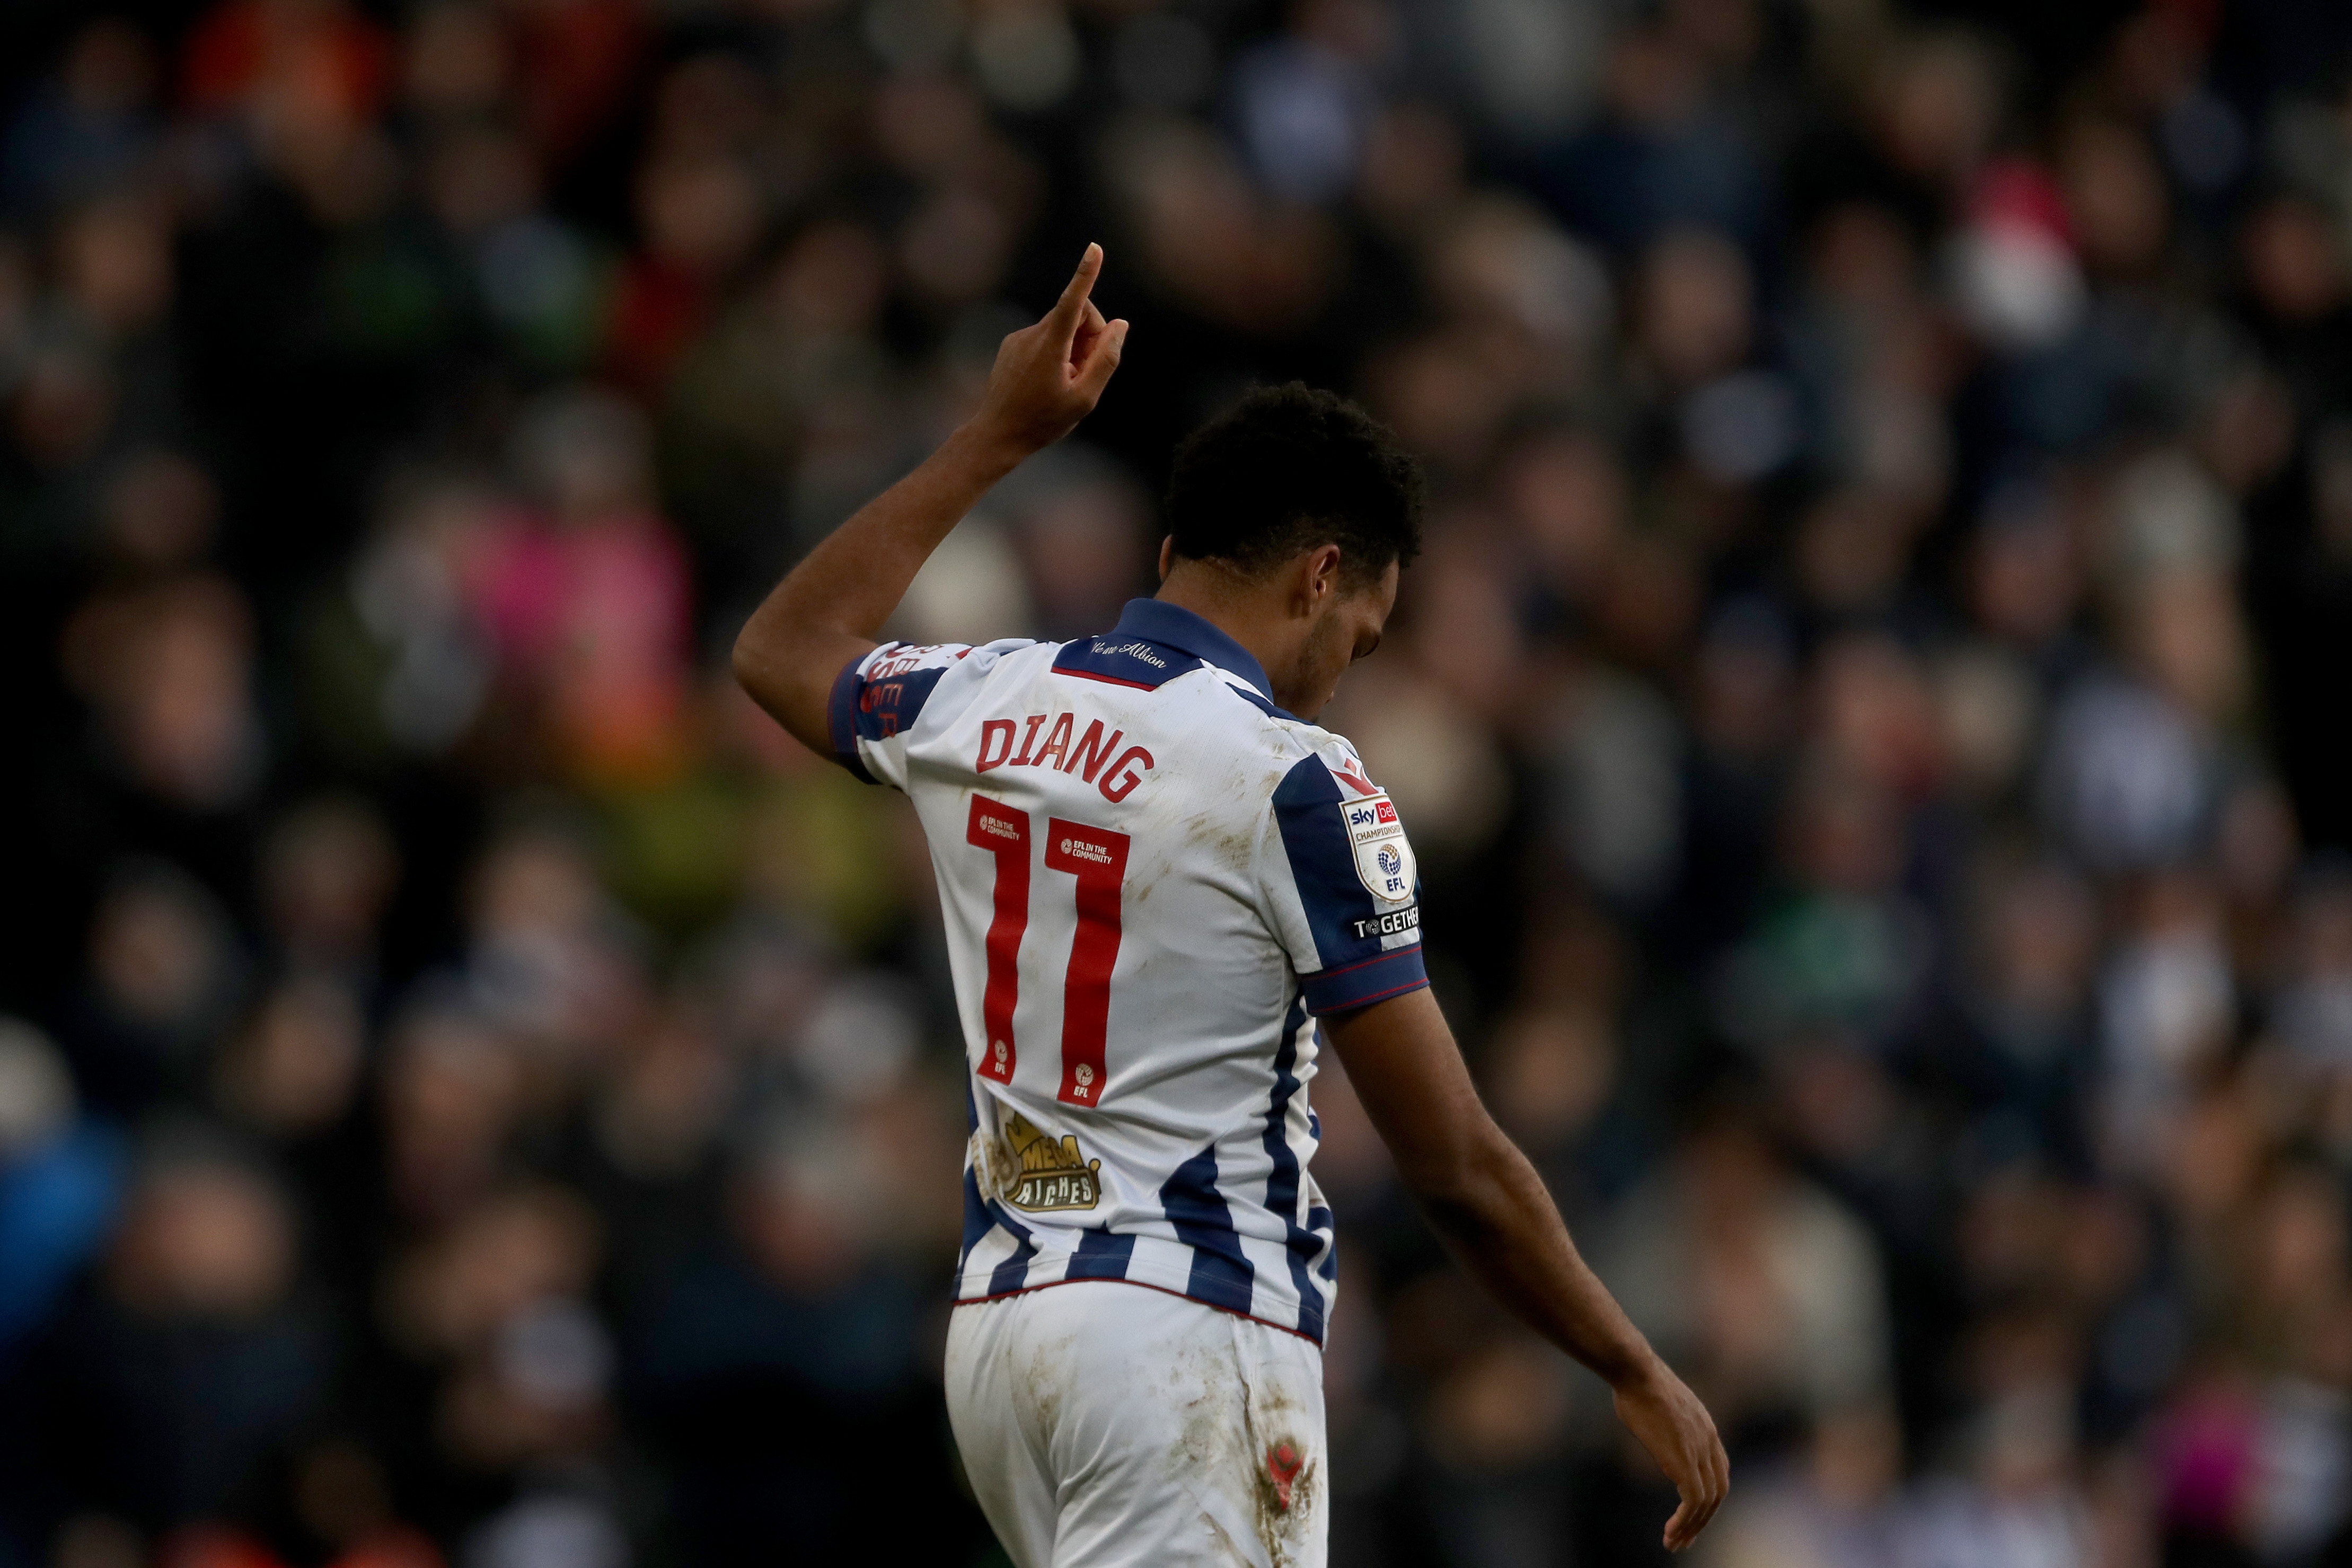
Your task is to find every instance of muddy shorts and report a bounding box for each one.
[945,1280,1327,1568]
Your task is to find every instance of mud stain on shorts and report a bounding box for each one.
[1163,1335,1316,1567]
[1239,1376,1316,1567]
[1013,1326,1080,1442]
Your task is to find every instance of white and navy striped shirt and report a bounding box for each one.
[826,598,1427,1344]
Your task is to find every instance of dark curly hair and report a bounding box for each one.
[1164,383,1424,589]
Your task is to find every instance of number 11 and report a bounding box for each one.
[965,795,1130,1106]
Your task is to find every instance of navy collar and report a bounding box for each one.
[1111,598,1276,703]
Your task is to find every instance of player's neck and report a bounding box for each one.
[1153,563,1310,709]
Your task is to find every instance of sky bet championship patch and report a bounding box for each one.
[1343,792,1416,906]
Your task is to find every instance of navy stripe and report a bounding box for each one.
[959,1166,993,1275]
[1307,1208,1338,1281]
[1272,756,1410,968]
[1219,680,1293,720]
[1273,755,1429,1012]
[1262,994,1327,1341]
[985,1200,1039,1296]
[1160,1143,1256,1315]
[825,655,878,783]
[1065,1227,1137,1281]
[958,1082,997,1278]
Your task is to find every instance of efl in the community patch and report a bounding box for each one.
[1342,792,1416,905]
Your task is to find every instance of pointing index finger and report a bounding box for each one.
[1049,243,1104,334]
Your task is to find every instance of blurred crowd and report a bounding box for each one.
[5,0,2352,1564]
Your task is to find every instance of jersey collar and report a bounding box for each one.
[1112,598,1278,706]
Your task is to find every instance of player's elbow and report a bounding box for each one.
[732,632,798,729]
[731,622,781,707]
[1397,1121,1531,1233]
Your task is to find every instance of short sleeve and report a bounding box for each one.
[1258,748,1429,1015]
[826,640,1025,790]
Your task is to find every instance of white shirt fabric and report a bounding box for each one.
[826,597,1428,1343]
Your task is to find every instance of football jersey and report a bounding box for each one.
[824,598,1427,1344]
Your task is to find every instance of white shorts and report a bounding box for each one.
[945,1281,1327,1568]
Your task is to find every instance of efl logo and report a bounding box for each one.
[1340,790,1416,906]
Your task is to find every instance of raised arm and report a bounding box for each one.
[732,244,1129,754]
[1323,988,1729,1552]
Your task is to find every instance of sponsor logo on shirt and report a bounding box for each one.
[989,1111,1104,1212]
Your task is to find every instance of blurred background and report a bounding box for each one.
[2,0,2352,1564]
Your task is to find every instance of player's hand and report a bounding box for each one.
[966,243,1129,461]
[1611,1356,1729,1552]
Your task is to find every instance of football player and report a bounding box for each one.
[735,245,1726,1566]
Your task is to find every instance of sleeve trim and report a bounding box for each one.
[1300,947,1429,1015]
[825,654,879,784]
[1311,942,1423,981]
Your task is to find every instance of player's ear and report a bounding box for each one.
[1306,543,1343,605]
[1158,536,1175,581]
[1282,543,1342,620]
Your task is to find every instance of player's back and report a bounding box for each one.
[826,598,1428,1342]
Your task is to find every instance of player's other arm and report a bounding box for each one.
[732,245,1128,753]
[1323,988,1730,1553]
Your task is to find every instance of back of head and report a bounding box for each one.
[1165,383,1424,588]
